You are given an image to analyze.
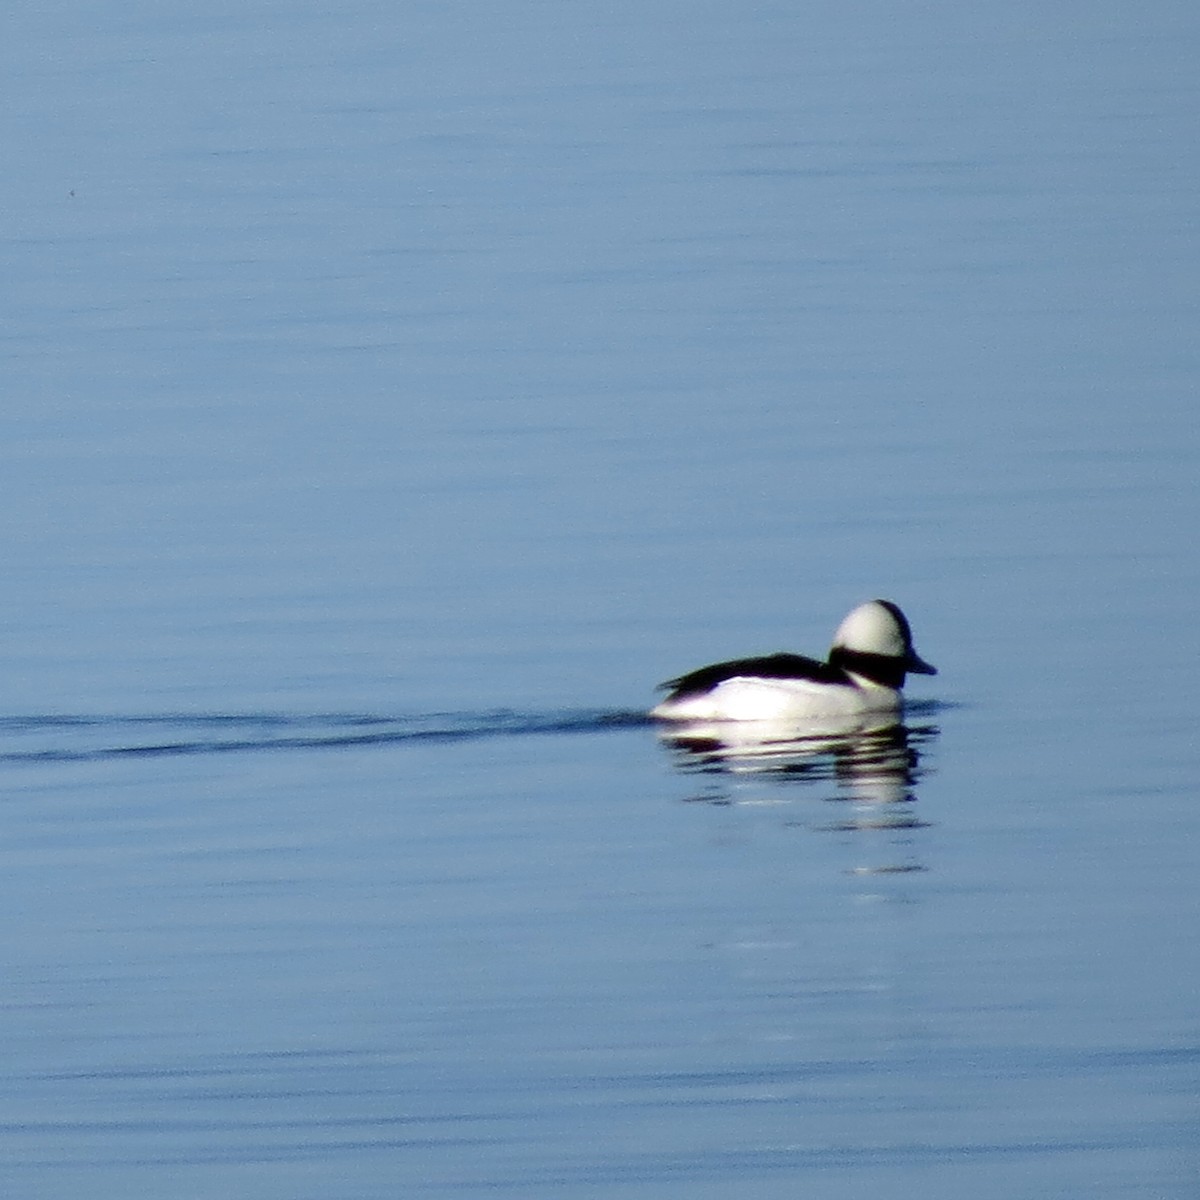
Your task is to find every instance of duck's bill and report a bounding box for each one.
[907,654,938,676]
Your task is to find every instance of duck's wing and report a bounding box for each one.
[658,653,844,700]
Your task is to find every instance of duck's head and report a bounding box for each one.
[828,599,937,686]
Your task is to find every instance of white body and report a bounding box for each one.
[650,673,898,722]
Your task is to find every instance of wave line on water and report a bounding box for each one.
[0,709,652,766]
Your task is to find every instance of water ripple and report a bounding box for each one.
[0,709,651,765]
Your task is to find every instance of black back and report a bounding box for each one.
[658,652,849,701]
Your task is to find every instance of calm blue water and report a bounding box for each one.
[3,2,1198,1196]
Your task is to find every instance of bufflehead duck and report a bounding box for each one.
[651,599,936,722]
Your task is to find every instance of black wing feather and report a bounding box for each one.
[658,652,846,700]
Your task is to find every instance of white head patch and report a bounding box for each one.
[831,600,910,658]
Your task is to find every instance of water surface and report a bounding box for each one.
[2,2,1198,1196]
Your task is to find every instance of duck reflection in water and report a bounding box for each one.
[657,710,939,845]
